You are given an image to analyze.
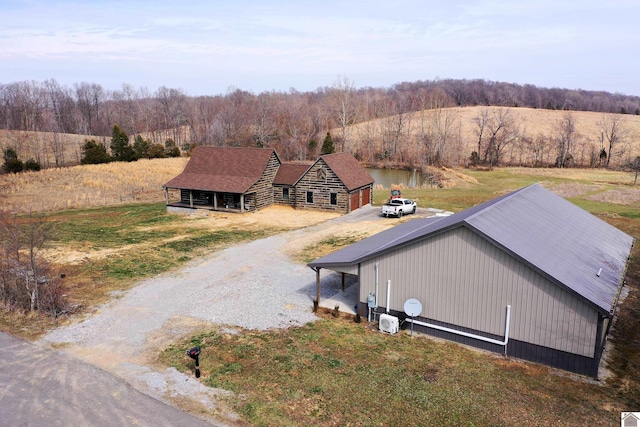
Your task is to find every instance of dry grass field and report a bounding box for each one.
[350,106,640,166]
[0,157,188,213]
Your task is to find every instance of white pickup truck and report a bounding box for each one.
[381,198,417,217]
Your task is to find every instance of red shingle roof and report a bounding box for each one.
[273,163,312,185]
[320,152,374,191]
[163,146,279,193]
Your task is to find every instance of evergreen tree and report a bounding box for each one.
[164,139,181,157]
[320,132,335,155]
[110,125,136,161]
[81,139,111,164]
[2,147,24,173]
[148,143,167,158]
[24,159,41,171]
[133,135,151,159]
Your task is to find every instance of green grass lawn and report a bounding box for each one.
[161,317,620,426]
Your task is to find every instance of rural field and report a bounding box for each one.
[2,105,640,172]
[2,160,640,426]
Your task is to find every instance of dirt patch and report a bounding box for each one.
[549,183,603,198]
[585,188,640,205]
[43,205,341,265]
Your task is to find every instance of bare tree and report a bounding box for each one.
[554,112,577,168]
[74,82,105,135]
[331,76,356,152]
[472,108,490,162]
[0,210,64,314]
[598,113,629,167]
[485,108,518,167]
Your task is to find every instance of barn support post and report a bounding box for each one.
[241,194,245,212]
[213,192,218,210]
[316,268,321,305]
[341,272,345,292]
[164,188,169,205]
[189,191,193,208]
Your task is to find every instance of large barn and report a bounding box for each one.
[308,184,634,377]
[163,147,373,214]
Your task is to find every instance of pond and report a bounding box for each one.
[366,168,430,188]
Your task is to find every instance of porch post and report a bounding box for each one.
[213,192,218,210]
[189,191,193,208]
[316,268,321,304]
[341,272,345,292]
[240,194,245,212]
[164,188,169,204]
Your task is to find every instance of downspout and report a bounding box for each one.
[386,280,391,314]
[405,305,511,354]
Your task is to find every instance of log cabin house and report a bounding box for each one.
[163,147,374,214]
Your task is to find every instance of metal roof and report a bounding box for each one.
[308,184,634,314]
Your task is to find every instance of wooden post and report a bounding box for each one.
[189,191,193,208]
[213,192,218,210]
[316,268,321,304]
[341,272,345,292]
[164,188,169,205]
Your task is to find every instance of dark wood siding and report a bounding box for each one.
[273,184,296,207]
[294,159,349,213]
[246,152,280,210]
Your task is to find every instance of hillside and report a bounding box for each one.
[1,107,640,172]
[345,106,640,168]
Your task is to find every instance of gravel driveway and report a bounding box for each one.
[40,204,403,425]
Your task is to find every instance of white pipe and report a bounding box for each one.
[406,305,511,353]
[375,263,379,307]
[386,279,391,313]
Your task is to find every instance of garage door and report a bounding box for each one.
[350,192,360,211]
[362,187,371,205]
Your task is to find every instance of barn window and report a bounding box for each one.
[283,188,289,200]
[306,191,314,203]
[330,193,337,205]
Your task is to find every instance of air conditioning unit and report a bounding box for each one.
[379,313,399,334]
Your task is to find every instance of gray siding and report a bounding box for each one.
[359,226,598,358]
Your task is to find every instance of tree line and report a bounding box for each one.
[1,77,639,170]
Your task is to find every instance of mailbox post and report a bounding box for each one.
[187,346,201,378]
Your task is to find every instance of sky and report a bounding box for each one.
[1,0,639,97]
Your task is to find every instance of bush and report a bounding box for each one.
[24,159,41,171]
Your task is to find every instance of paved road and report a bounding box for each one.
[0,332,214,426]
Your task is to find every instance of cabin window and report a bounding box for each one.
[306,191,314,203]
[283,187,289,200]
[330,193,337,205]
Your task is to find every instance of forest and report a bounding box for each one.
[1,77,640,170]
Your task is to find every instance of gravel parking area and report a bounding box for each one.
[39,204,430,424]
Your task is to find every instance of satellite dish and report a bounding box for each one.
[404,298,422,317]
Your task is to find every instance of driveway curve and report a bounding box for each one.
[38,205,428,424]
